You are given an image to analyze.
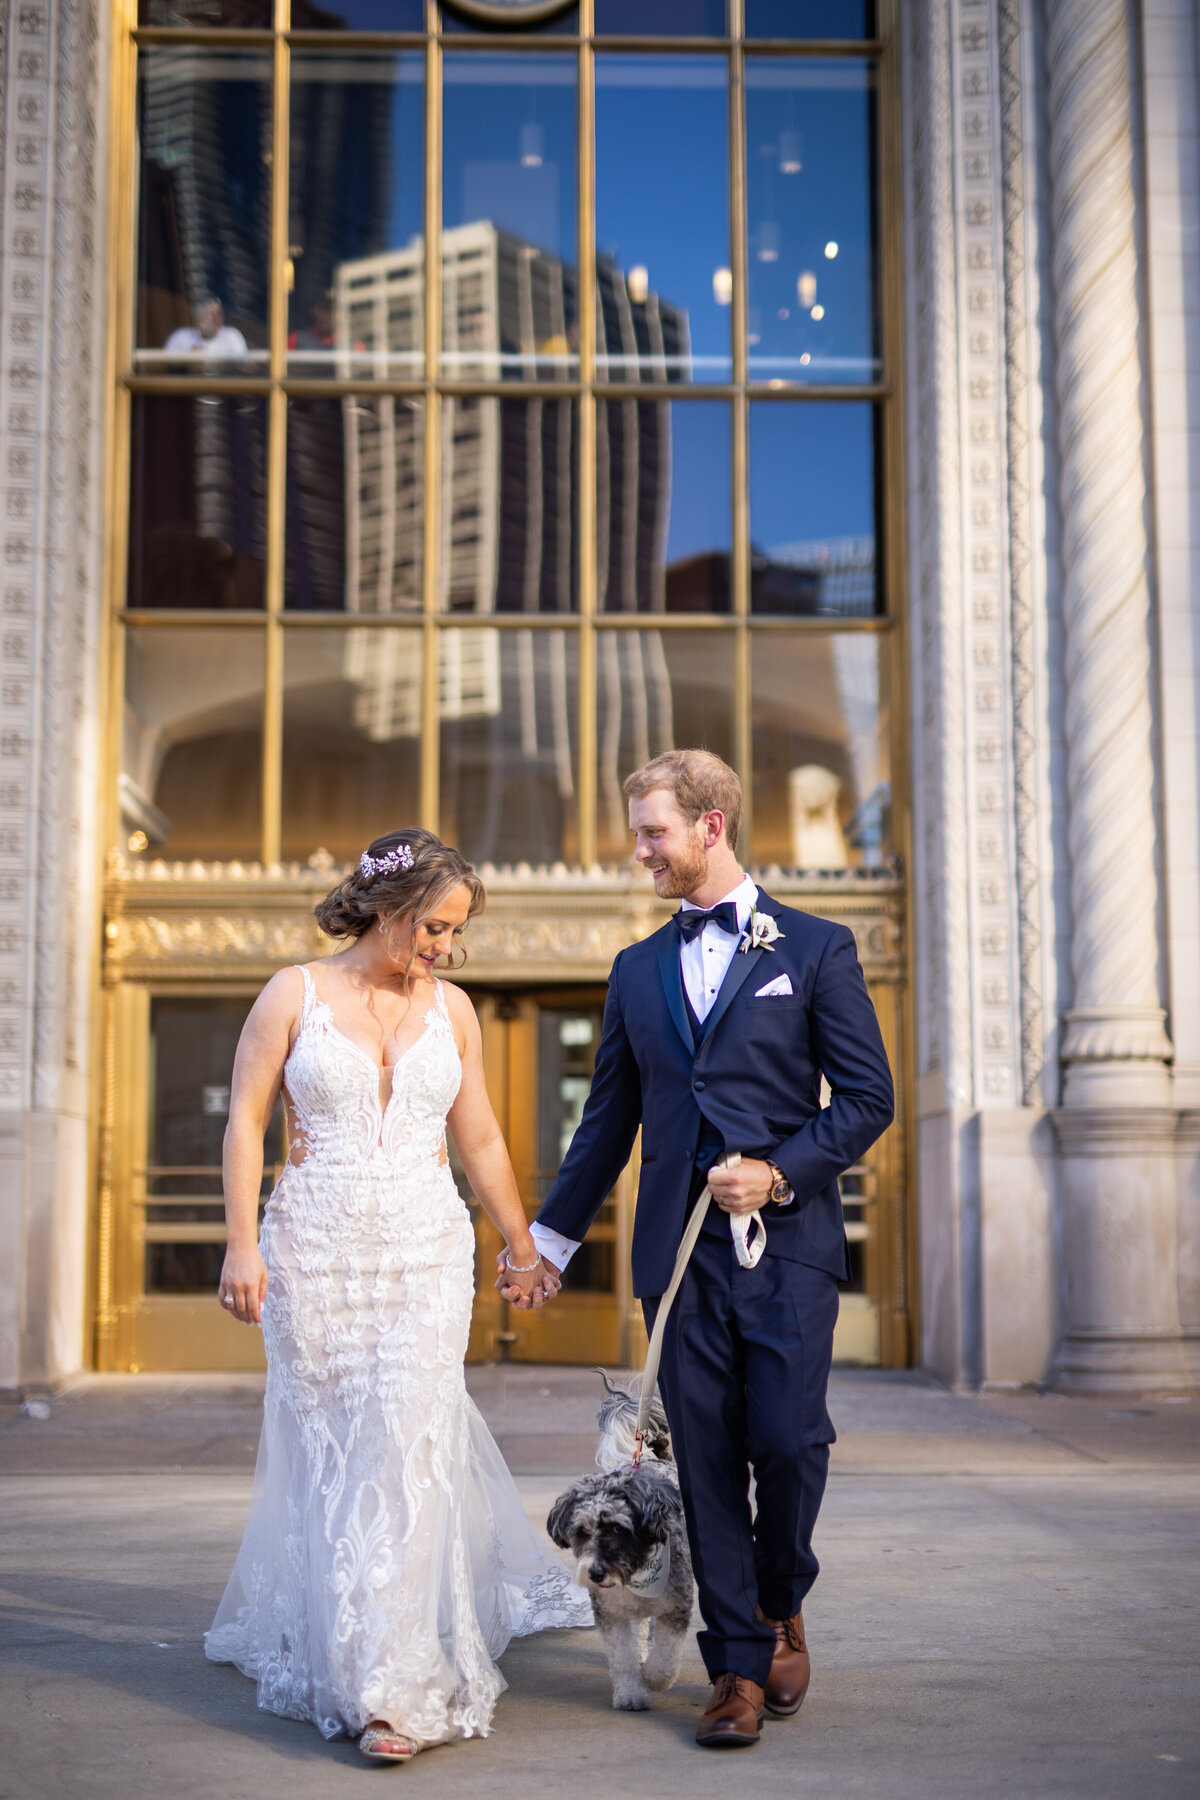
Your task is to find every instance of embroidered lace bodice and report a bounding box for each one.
[206,965,591,1746]
[281,967,461,1179]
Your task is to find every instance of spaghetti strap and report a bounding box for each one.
[292,964,316,1010]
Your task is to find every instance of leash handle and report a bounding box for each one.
[634,1153,741,1449]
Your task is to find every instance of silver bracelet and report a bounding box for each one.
[505,1251,543,1273]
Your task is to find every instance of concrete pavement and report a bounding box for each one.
[1,1367,1197,1799]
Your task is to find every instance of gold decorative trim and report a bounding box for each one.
[104,855,905,984]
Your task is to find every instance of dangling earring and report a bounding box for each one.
[377,917,387,935]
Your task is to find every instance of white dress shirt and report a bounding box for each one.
[530,873,758,1274]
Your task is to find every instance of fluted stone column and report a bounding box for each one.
[1045,0,1189,1388]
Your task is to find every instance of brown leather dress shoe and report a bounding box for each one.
[761,1610,811,1716]
[696,1673,765,1747]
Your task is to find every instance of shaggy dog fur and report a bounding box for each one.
[547,1376,695,1712]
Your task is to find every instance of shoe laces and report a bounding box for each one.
[773,1616,806,1654]
[712,1672,755,1706]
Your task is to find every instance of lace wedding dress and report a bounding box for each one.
[206,967,591,1745]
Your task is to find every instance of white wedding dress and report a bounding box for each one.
[205,966,591,1745]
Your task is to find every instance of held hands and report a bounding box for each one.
[494,1247,562,1310]
[706,1156,775,1215]
[218,1242,269,1326]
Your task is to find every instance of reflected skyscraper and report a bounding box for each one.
[305,223,690,864]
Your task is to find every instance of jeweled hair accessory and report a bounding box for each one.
[359,844,415,881]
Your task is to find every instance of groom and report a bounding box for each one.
[522,750,894,1746]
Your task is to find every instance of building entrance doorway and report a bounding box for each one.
[101,959,901,1375]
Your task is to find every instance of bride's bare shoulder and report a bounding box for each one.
[438,978,480,1047]
[249,964,309,1029]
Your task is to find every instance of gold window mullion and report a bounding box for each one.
[421,14,443,832]
[577,0,597,867]
[261,26,291,866]
[728,2,752,858]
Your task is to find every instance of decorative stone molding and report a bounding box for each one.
[997,0,1046,1106]
[904,0,1029,1112]
[103,857,906,987]
[1044,0,1173,1103]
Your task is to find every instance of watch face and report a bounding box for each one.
[445,0,574,19]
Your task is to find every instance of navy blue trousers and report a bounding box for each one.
[642,1228,839,1686]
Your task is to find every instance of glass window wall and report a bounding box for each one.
[594,55,730,382]
[122,627,265,860]
[745,1,875,38]
[136,50,272,374]
[286,396,424,612]
[745,60,878,384]
[120,4,898,875]
[288,54,425,379]
[595,629,735,861]
[749,400,879,616]
[281,626,423,860]
[598,399,731,613]
[751,631,890,869]
[443,53,578,380]
[440,627,580,867]
[128,395,268,611]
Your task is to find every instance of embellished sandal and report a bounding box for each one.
[359,1723,420,1763]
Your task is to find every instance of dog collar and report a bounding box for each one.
[627,1539,671,1599]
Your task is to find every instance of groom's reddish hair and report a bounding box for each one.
[623,749,743,852]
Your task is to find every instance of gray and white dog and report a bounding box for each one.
[547,1374,695,1712]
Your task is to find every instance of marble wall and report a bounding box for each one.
[0,0,109,1392]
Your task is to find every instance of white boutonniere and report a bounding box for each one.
[740,909,784,954]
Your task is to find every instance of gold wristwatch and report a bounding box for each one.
[766,1160,793,1205]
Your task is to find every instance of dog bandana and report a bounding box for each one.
[627,1539,672,1599]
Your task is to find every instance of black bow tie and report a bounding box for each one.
[675,902,741,943]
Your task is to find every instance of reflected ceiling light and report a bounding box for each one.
[797,270,817,308]
[777,307,790,320]
[127,830,148,854]
[628,264,649,303]
[520,123,544,168]
[800,352,811,366]
[713,266,733,305]
[824,240,839,259]
[811,303,825,321]
[769,378,786,389]
[779,129,802,175]
[758,222,780,263]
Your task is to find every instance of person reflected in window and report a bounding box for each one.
[165,295,249,359]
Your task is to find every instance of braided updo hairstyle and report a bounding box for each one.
[314,829,484,972]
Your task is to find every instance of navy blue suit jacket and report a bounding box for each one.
[537,889,895,1298]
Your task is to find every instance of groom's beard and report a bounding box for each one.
[649,840,709,900]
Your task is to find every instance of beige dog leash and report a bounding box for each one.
[632,1152,764,1465]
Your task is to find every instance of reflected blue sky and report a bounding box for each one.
[750,401,875,550]
[666,402,730,564]
[595,55,730,374]
[443,53,576,263]
[745,0,874,36]
[594,0,727,31]
[746,60,876,380]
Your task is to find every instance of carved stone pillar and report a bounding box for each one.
[1046,0,1172,1105]
[1044,0,1189,1388]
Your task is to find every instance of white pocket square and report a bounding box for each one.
[754,973,794,997]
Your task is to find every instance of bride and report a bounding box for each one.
[205,829,591,1762]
